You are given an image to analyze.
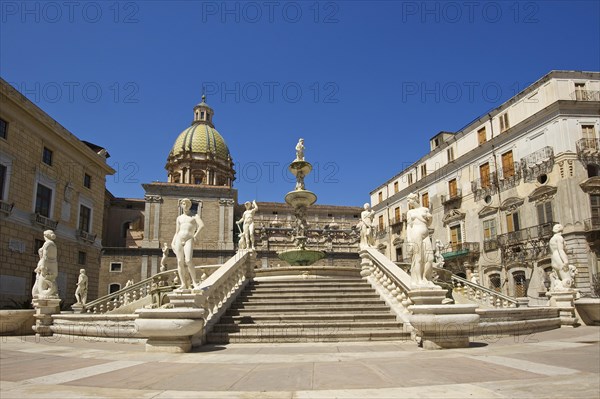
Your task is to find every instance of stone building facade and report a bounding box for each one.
[370,70,600,298]
[0,79,115,308]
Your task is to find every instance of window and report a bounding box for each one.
[200,111,205,120]
[477,127,487,145]
[450,225,462,246]
[480,163,491,188]
[499,113,510,132]
[421,192,429,208]
[592,195,600,221]
[0,164,6,200]
[489,274,502,293]
[110,262,122,272]
[393,181,399,193]
[0,118,7,140]
[447,147,454,162]
[84,173,91,189]
[109,283,121,294]
[506,212,520,233]
[42,147,53,166]
[378,192,383,203]
[78,251,87,265]
[501,150,515,178]
[483,219,497,241]
[395,247,403,262]
[408,173,413,185]
[420,164,427,178]
[78,205,92,233]
[513,271,528,298]
[536,202,553,225]
[582,125,597,140]
[575,83,586,100]
[448,179,458,198]
[35,183,53,217]
[378,215,384,231]
[394,207,401,223]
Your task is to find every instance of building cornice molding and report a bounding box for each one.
[528,185,558,203]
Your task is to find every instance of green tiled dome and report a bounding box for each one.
[170,124,230,160]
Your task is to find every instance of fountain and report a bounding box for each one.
[278,139,325,266]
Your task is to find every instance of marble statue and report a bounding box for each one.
[470,272,479,285]
[237,200,258,250]
[358,203,375,250]
[406,193,438,288]
[171,198,204,290]
[32,230,59,299]
[434,239,445,267]
[160,243,169,272]
[125,279,134,287]
[295,138,305,161]
[295,169,306,191]
[548,224,577,291]
[75,269,88,305]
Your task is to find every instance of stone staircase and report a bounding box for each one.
[207,276,409,343]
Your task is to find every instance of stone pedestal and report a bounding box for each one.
[135,308,205,353]
[407,289,479,350]
[359,250,372,278]
[32,298,61,337]
[546,290,579,327]
[71,303,84,313]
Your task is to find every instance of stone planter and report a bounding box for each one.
[574,298,600,326]
[0,310,35,336]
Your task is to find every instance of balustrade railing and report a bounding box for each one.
[0,200,13,215]
[571,89,600,101]
[521,146,554,182]
[497,162,521,191]
[31,213,58,230]
[497,221,555,247]
[441,242,480,259]
[448,273,519,308]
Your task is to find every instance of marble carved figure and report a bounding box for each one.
[358,203,375,249]
[75,269,88,305]
[548,224,577,290]
[295,138,305,161]
[406,193,438,288]
[434,239,445,267]
[237,200,258,250]
[171,198,204,289]
[32,230,59,299]
[160,243,169,271]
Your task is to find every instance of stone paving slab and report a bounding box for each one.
[1,327,599,398]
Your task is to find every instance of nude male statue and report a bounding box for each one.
[171,198,204,289]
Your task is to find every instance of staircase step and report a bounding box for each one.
[207,329,409,344]
[245,287,377,295]
[249,281,369,289]
[218,313,398,324]
[226,305,393,314]
[232,298,385,307]
[213,321,402,332]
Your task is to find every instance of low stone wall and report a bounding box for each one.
[51,314,142,341]
[0,310,35,336]
[472,307,561,338]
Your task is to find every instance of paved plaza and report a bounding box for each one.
[1,327,598,399]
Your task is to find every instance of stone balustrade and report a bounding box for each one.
[450,274,519,308]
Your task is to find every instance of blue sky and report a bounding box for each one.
[1,1,599,206]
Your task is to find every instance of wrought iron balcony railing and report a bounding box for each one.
[571,89,600,101]
[577,138,600,164]
[497,221,555,247]
[584,217,600,232]
[441,188,463,206]
[497,162,521,191]
[76,229,97,243]
[483,239,498,252]
[0,200,13,216]
[471,172,498,201]
[521,146,554,182]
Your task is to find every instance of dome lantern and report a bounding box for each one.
[193,94,214,127]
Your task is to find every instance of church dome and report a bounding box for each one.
[165,95,235,187]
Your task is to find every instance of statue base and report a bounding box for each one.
[32,297,61,337]
[134,308,205,353]
[546,289,579,327]
[71,303,85,313]
[407,289,479,349]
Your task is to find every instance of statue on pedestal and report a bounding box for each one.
[75,269,88,305]
[237,200,258,250]
[406,193,438,288]
[160,243,169,272]
[434,239,445,267]
[295,138,305,161]
[548,224,577,291]
[171,198,204,290]
[32,230,59,299]
[358,203,375,250]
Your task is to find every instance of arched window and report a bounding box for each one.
[513,271,528,298]
[109,283,121,294]
[489,273,501,293]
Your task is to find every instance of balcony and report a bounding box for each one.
[471,172,497,201]
[441,189,463,206]
[497,221,555,262]
[0,200,13,216]
[571,89,600,101]
[30,213,58,230]
[497,162,521,191]
[390,216,403,227]
[441,242,480,260]
[521,146,554,182]
[77,229,97,243]
[584,217,600,232]
[375,227,388,239]
[577,138,600,165]
[483,239,498,252]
